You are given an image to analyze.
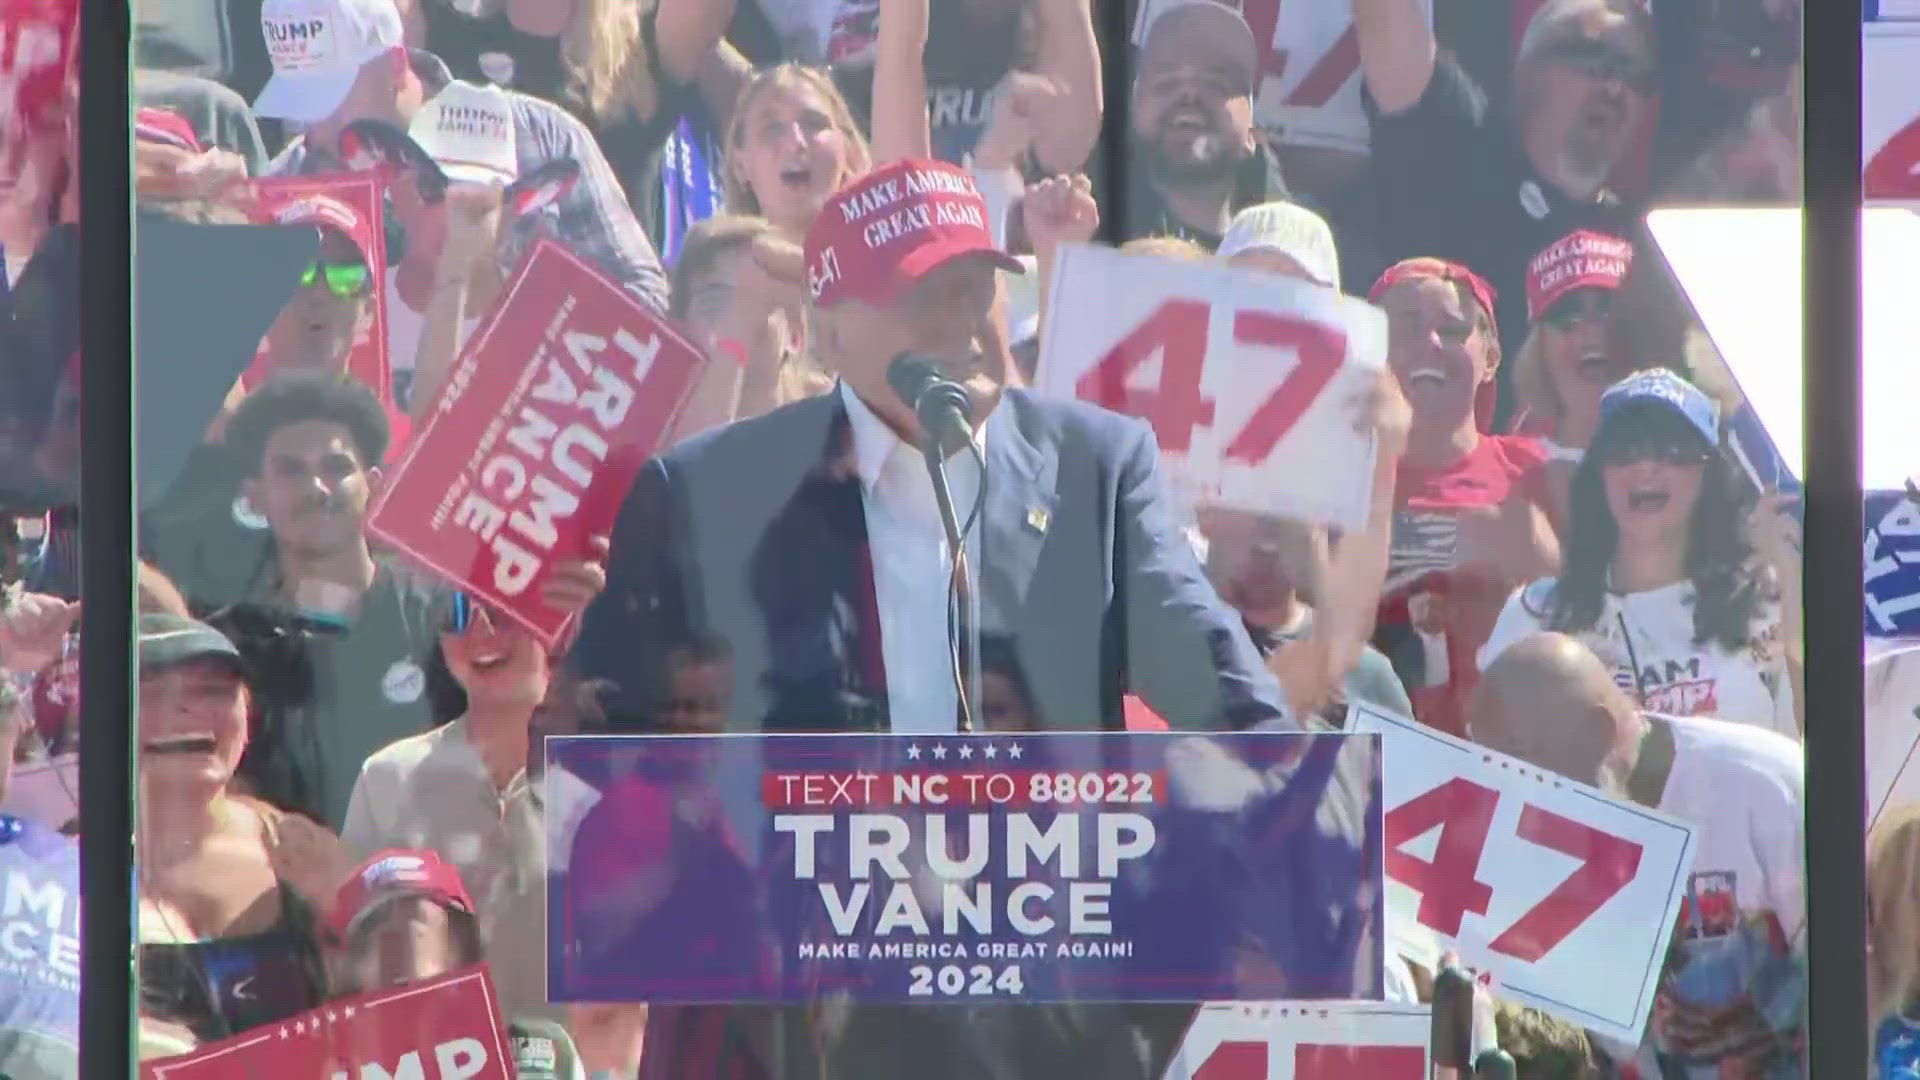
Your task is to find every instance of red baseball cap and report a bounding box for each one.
[803,158,1023,309]
[1369,258,1502,433]
[329,849,477,939]
[1525,230,1632,322]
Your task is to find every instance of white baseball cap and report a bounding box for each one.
[254,0,404,125]
[1136,0,1259,94]
[1219,201,1341,288]
[408,80,519,186]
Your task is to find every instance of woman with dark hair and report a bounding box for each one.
[1478,369,1803,738]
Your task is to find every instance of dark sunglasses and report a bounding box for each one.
[299,259,372,299]
[1541,290,1614,331]
[1594,432,1714,468]
[1541,37,1655,93]
[441,592,503,634]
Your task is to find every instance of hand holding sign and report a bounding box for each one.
[1347,703,1696,1044]
[369,240,705,647]
[1038,244,1385,530]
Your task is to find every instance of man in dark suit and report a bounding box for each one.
[572,158,1296,1079]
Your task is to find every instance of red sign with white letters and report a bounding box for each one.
[368,239,705,647]
[141,966,512,1080]
[1347,702,1697,1045]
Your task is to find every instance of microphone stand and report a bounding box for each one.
[920,434,981,733]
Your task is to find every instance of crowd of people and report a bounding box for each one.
[0,0,1884,1075]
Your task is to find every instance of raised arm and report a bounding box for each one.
[1027,0,1102,173]
[1350,0,1438,116]
[655,0,741,86]
[870,0,932,163]
[1117,421,1294,731]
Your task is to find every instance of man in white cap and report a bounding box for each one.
[252,0,667,326]
[1126,0,1292,251]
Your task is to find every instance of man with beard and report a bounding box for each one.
[1354,0,1655,426]
[1124,0,1289,251]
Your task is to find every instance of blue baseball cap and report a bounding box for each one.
[1596,368,1720,448]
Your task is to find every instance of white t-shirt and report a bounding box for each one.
[1478,578,1798,740]
[1594,713,1806,1074]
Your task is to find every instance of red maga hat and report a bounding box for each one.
[1525,229,1632,322]
[803,158,1023,309]
[329,848,477,939]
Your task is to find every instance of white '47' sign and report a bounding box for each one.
[1348,703,1697,1045]
[1037,243,1385,531]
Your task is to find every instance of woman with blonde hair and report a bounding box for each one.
[723,0,937,238]
[1870,804,1920,1076]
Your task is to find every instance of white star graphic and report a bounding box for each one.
[279,1026,289,1040]
[1006,743,1023,760]
[958,744,973,760]
[343,1007,356,1019]
[906,744,922,760]
[327,1009,338,1022]
[931,743,948,760]
[982,743,998,760]
[292,1019,305,1035]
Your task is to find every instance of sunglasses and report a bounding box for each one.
[1541,290,1614,331]
[1594,432,1714,468]
[299,259,372,299]
[1541,37,1655,93]
[441,593,503,635]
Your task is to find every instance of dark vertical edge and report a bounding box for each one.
[1801,2,1866,1076]
[1095,0,1131,246]
[77,0,135,1074]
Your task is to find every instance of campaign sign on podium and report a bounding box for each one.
[1037,243,1386,531]
[1163,1001,1430,1080]
[1348,704,1696,1044]
[546,731,1384,1004]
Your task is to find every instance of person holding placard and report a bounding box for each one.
[1471,632,1805,1078]
[1477,369,1803,739]
[1369,257,1559,738]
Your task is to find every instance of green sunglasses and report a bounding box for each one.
[299,259,373,299]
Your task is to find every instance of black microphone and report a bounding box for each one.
[886,353,974,457]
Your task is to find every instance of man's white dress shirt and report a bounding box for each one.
[840,382,985,733]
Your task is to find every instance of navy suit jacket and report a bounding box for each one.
[576,388,1298,1079]
[573,386,1290,734]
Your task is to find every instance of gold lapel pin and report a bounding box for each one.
[1026,506,1050,534]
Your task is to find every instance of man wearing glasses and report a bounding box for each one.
[1352,0,1654,426]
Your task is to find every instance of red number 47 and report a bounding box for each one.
[1075,299,1345,461]
[1384,778,1645,964]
